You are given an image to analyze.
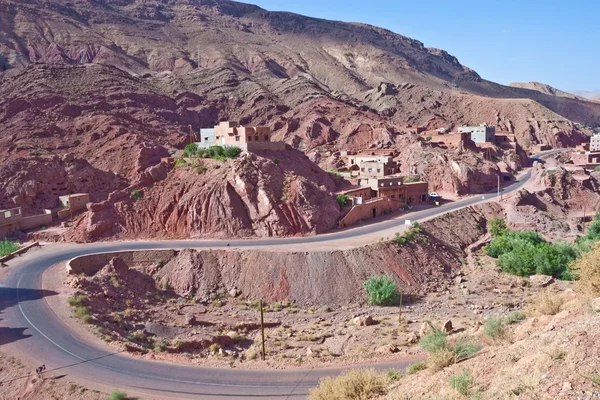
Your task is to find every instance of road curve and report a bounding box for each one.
[0,150,560,399]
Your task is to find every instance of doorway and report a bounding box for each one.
[372,208,377,218]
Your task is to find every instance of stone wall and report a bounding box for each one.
[19,211,53,230]
[66,249,178,275]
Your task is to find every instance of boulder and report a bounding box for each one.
[184,313,196,326]
[529,275,554,287]
[419,321,435,337]
[376,344,399,354]
[352,315,374,326]
[229,287,240,297]
[443,320,453,333]
[306,346,315,358]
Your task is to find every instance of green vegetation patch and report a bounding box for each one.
[0,239,20,257]
[364,275,399,306]
[184,143,241,160]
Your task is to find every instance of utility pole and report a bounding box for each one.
[398,291,403,325]
[189,125,194,144]
[260,300,266,361]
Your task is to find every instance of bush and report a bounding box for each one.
[364,275,399,306]
[386,369,402,382]
[131,189,143,201]
[420,329,448,353]
[420,330,480,371]
[337,194,350,207]
[67,294,87,307]
[406,362,427,375]
[309,369,387,400]
[223,146,242,159]
[273,158,280,165]
[174,158,187,168]
[0,239,19,257]
[572,243,600,296]
[483,317,507,340]
[74,306,92,323]
[497,239,537,276]
[533,242,578,279]
[183,143,198,158]
[526,290,564,316]
[107,390,128,400]
[450,370,474,397]
[505,311,526,324]
[488,218,508,237]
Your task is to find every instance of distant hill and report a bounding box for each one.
[509,82,587,101]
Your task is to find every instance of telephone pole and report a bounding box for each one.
[260,300,266,361]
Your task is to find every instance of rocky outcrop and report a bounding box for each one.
[68,150,340,240]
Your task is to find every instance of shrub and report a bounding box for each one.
[428,348,456,371]
[364,275,399,306]
[308,369,387,400]
[483,317,507,340]
[245,347,258,360]
[533,242,578,278]
[505,311,526,324]
[420,329,448,353]
[107,390,128,400]
[406,362,427,375]
[386,369,402,382]
[183,143,198,158]
[596,166,600,172]
[223,146,241,159]
[131,189,143,201]
[526,290,564,316]
[488,218,508,237]
[450,370,474,397]
[67,294,87,307]
[273,158,280,165]
[174,158,187,168]
[572,243,600,296]
[336,194,350,207]
[452,338,481,361]
[0,239,20,257]
[74,306,92,323]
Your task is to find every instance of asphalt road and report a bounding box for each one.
[0,150,560,399]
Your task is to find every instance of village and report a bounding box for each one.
[0,119,571,237]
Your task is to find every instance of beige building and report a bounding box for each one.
[347,154,399,178]
[198,121,286,151]
[590,133,600,152]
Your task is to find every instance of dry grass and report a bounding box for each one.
[525,290,564,316]
[573,243,600,297]
[428,348,456,372]
[309,369,387,400]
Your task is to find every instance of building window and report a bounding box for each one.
[204,137,208,142]
[351,160,355,164]
[235,136,240,142]
[361,168,365,172]
[368,168,372,172]
[390,195,395,198]
[264,135,269,141]
[389,183,393,186]
[4,211,11,218]
[248,136,252,141]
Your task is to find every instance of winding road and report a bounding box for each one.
[0,150,559,399]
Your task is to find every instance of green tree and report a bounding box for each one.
[497,239,537,276]
[488,218,508,237]
[533,242,578,278]
[337,194,350,207]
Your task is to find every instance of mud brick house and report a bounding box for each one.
[346,151,399,178]
[459,123,496,143]
[591,132,600,151]
[197,121,285,151]
[338,178,429,227]
[57,193,90,219]
[571,134,600,167]
[420,130,472,148]
[0,207,52,239]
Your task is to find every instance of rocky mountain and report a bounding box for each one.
[509,81,587,101]
[1,0,599,238]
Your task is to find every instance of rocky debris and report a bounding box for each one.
[184,313,196,326]
[376,344,400,354]
[529,275,555,287]
[306,347,315,358]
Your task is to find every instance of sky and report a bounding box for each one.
[250,0,599,92]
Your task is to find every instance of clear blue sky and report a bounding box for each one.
[250,0,598,92]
